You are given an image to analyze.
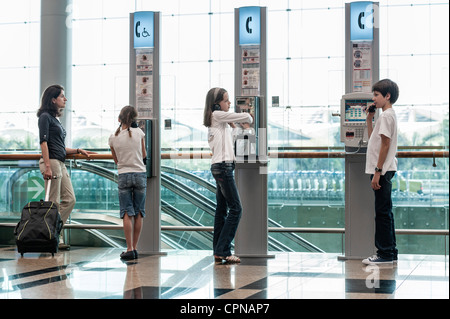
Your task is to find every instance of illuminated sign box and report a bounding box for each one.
[239,6,261,45]
[134,11,154,48]
[350,2,374,41]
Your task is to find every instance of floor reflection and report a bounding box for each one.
[0,247,447,299]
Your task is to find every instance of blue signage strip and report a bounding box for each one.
[134,11,154,48]
[239,6,261,45]
[350,2,374,41]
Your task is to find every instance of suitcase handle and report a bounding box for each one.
[45,178,52,201]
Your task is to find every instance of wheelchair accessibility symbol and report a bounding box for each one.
[135,21,151,38]
[142,28,150,37]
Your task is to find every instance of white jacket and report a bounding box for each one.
[208,111,253,164]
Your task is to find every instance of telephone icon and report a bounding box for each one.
[135,21,141,37]
[358,12,365,29]
[246,16,252,34]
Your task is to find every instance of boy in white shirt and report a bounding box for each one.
[363,79,399,265]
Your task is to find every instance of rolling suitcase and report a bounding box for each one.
[14,179,63,257]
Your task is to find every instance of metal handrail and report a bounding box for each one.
[0,150,448,160]
[0,151,448,239]
[0,223,447,236]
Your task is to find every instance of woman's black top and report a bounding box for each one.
[38,112,66,163]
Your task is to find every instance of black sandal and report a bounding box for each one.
[120,251,135,260]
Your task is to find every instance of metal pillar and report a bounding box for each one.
[40,0,72,145]
[342,154,377,259]
[129,12,165,255]
[233,7,272,258]
[339,2,379,260]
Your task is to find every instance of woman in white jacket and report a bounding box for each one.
[203,87,253,263]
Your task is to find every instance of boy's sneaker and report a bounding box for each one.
[362,255,393,265]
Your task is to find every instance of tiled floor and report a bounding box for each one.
[0,246,448,300]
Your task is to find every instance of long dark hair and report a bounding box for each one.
[37,84,64,117]
[203,87,226,127]
[115,105,138,137]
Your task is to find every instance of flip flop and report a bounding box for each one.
[224,255,241,263]
[214,255,241,263]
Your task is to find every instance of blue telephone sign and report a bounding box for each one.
[239,7,261,45]
[134,11,154,48]
[350,2,374,41]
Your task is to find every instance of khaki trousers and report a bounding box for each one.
[39,158,76,225]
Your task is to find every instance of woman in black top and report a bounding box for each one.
[37,84,93,249]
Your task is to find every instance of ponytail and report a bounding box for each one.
[116,105,138,137]
[114,124,121,136]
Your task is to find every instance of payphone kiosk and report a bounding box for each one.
[129,11,165,255]
[340,92,379,153]
[233,6,272,258]
[235,96,259,159]
[338,93,380,260]
[338,2,380,261]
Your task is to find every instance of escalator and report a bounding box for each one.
[3,160,323,252]
[160,165,323,253]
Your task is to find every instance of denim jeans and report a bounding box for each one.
[211,162,242,257]
[118,172,147,219]
[371,171,398,260]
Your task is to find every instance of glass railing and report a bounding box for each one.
[0,149,448,255]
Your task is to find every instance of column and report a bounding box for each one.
[40,0,72,144]
[130,11,165,255]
